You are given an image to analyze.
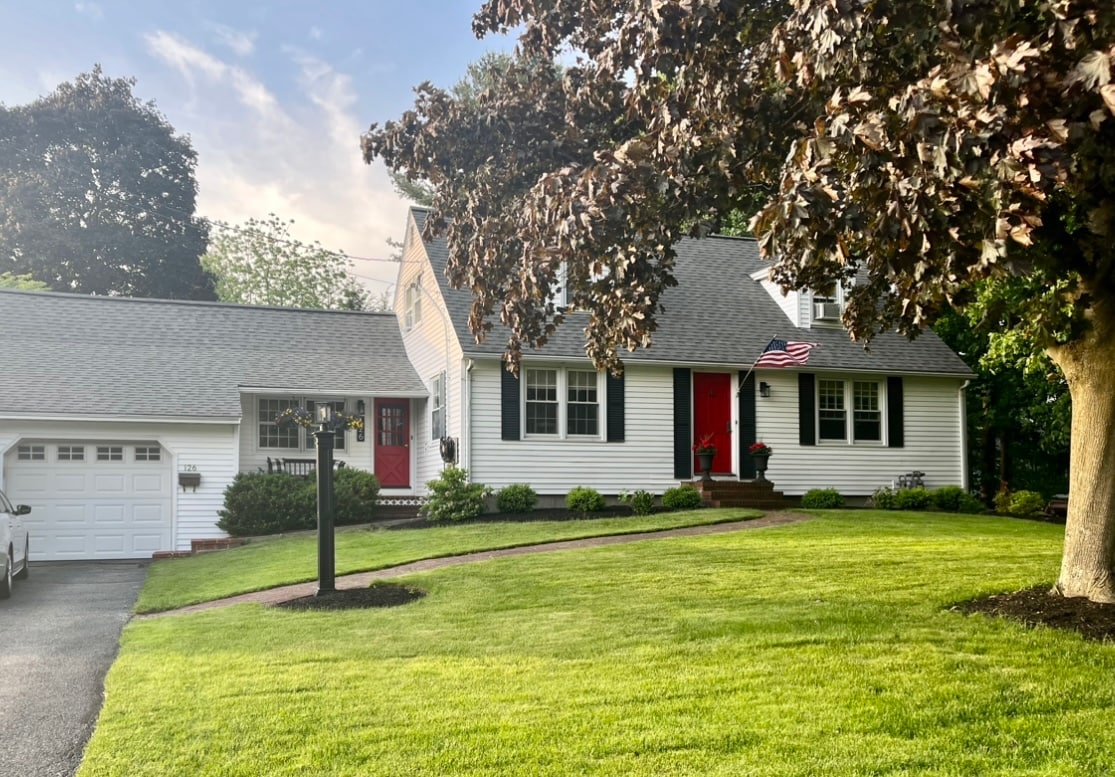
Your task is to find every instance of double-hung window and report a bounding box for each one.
[430,372,446,439]
[524,367,600,438]
[258,397,348,451]
[817,378,883,444]
[404,275,423,330]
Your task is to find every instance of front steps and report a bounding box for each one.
[692,478,785,510]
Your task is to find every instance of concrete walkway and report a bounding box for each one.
[142,511,810,619]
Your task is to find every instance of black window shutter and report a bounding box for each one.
[673,368,692,479]
[606,372,625,442]
[798,373,816,446]
[887,376,904,448]
[739,371,757,479]
[501,369,521,441]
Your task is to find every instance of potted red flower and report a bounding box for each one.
[692,433,717,483]
[748,441,772,482]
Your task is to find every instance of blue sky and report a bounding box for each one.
[0,1,514,295]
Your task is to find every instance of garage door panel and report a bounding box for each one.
[5,442,173,560]
[93,504,126,525]
[94,474,127,493]
[132,474,165,493]
[55,474,88,493]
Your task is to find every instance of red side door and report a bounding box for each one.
[374,399,410,488]
[693,372,732,474]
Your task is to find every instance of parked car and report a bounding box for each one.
[0,487,30,599]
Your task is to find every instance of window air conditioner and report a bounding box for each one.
[814,302,842,321]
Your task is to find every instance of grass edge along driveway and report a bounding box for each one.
[81,511,1115,777]
[136,508,762,613]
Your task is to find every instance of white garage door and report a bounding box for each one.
[4,441,173,560]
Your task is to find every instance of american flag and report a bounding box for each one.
[753,338,819,368]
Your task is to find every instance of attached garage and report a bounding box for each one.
[4,441,173,560]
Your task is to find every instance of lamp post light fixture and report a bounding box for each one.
[313,404,337,595]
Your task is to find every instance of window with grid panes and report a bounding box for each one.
[97,446,123,461]
[258,398,300,449]
[525,368,559,435]
[566,370,599,436]
[58,445,85,461]
[818,380,847,441]
[853,381,882,441]
[17,445,44,461]
[430,372,446,439]
[135,446,161,461]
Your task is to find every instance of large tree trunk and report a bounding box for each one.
[1048,300,1115,603]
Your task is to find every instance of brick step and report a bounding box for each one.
[711,499,786,509]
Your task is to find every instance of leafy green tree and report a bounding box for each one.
[201,214,368,310]
[366,1,1115,601]
[0,272,50,291]
[0,66,214,299]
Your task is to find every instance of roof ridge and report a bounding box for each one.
[0,288,397,317]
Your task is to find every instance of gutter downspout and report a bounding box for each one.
[462,359,475,473]
[959,379,971,492]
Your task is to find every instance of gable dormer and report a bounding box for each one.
[750,268,847,329]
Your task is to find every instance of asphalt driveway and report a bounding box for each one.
[0,561,148,777]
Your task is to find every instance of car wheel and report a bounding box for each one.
[0,551,11,600]
[13,538,28,580]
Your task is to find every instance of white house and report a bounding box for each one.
[0,210,973,560]
[395,207,974,500]
[0,291,426,560]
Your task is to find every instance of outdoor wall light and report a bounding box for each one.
[356,399,366,415]
[759,381,771,398]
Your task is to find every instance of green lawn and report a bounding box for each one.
[136,509,761,613]
[82,511,1114,776]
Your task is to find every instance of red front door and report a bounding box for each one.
[693,372,732,474]
[374,399,410,488]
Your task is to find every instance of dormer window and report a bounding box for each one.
[812,282,844,324]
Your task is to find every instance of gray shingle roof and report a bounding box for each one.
[412,208,973,377]
[0,290,427,420]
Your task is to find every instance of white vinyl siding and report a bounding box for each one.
[0,419,239,556]
[469,361,678,494]
[755,371,967,496]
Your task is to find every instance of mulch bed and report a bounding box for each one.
[954,586,1115,642]
[389,505,638,529]
[275,582,426,611]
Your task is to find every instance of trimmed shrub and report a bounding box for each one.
[996,489,1047,517]
[496,483,537,513]
[566,486,606,514]
[662,485,703,511]
[957,493,987,515]
[217,472,316,537]
[422,466,492,522]
[801,488,845,509]
[870,486,897,510]
[893,486,931,510]
[333,467,381,526]
[929,485,966,512]
[619,489,656,516]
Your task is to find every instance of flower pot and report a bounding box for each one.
[696,450,716,483]
[752,452,771,482]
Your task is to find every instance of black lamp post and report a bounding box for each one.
[313,404,337,595]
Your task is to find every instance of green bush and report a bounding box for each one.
[801,488,845,509]
[957,493,987,515]
[496,483,537,513]
[618,489,656,516]
[871,486,897,510]
[422,466,492,522]
[662,485,703,511]
[995,489,1047,517]
[217,472,316,537]
[893,486,931,510]
[566,486,606,514]
[333,467,381,526]
[929,485,966,512]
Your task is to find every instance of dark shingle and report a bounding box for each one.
[412,208,972,376]
[0,290,427,419]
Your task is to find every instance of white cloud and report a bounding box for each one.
[207,23,256,58]
[143,31,406,294]
[309,26,324,41]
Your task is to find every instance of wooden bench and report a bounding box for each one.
[266,457,346,477]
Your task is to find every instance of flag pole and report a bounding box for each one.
[737,336,777,397]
